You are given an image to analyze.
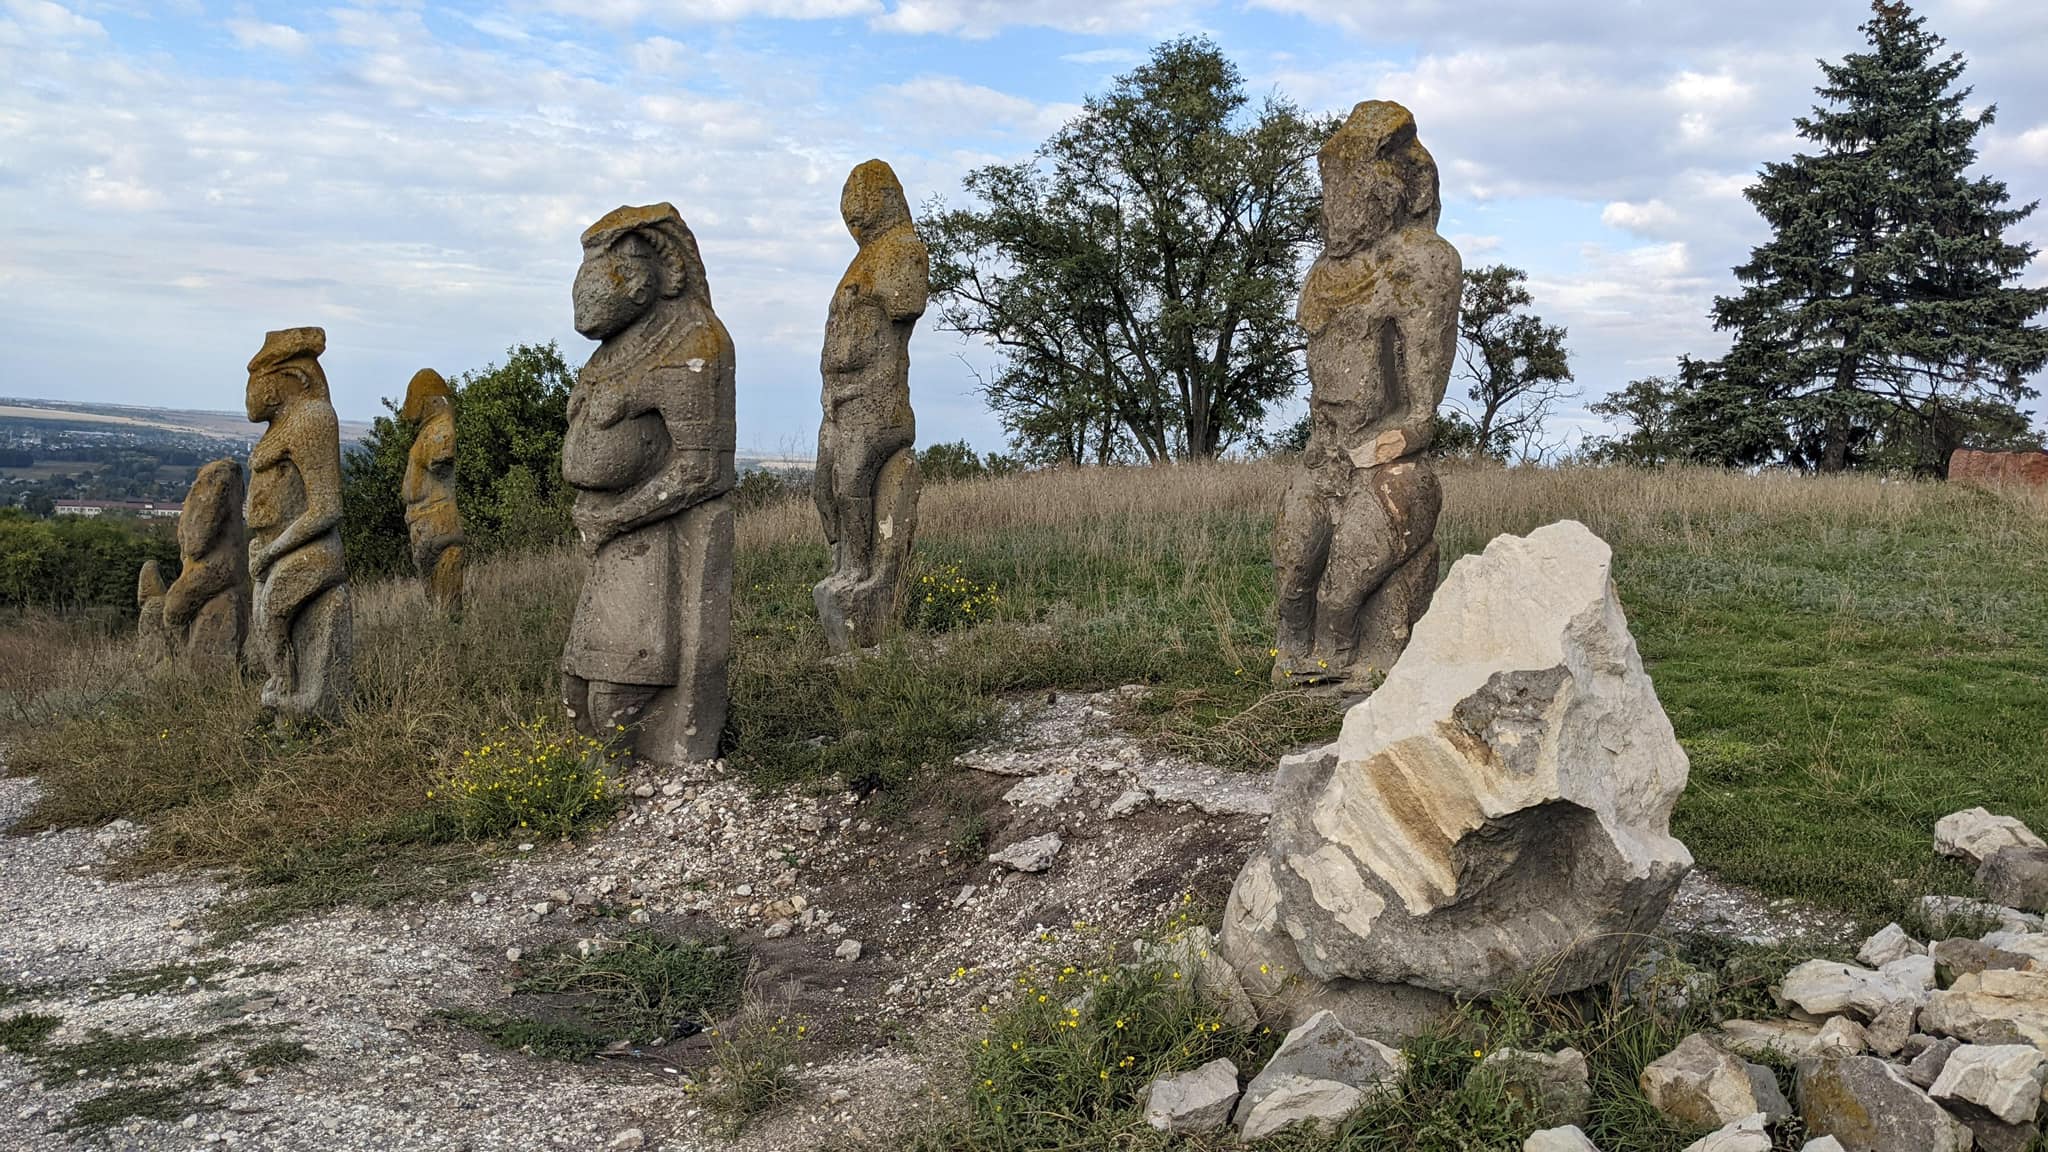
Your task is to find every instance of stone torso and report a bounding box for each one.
[563,307,735,503]
[1297,224,1461,470]
[820,227,924,433]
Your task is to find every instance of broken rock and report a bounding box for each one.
[987,833,1062,873]
[1929,1043,2047,1125]
[1639,1033,1790,1130]
[1795,1054,1973,1152]
[1140,1057,1240,1133]
[1936,808,2045,868]
[1235,1010,1401,1139]
[1478,1047,1590,1128]
[1524,1127,1599,1152]
[1221,522,1692,1036]
[1681,1113,1770,1152]
[1979,846,2048,915]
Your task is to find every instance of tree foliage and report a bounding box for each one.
[1677,0,2048,474]
[1584,376,1685,467]
[925,38,1333,464]
[341,342,577,579]
[1451,264,1575,460]
[0,509,179,615]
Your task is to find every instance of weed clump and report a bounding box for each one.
[434,717,620,840]
[516,932,748,1044]
[698,1003,805,1133]
[905,561,1002,633]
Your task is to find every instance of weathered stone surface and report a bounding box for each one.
[1142,928,1259,1031]
[1140,1057,1239,1133]
[1640,1034,1790,1129]
[1801,1139,1846,1152]
[1815,1016,1869,1056]
[1924,969,2048,1047]
[1936,808,2046,868]
[1236,1075,1361,1140]
[135,559,173,668]
[245,327,352,721]
[1479,1047,1590,1127]
[1979,847,2048,915]
[560,204,734,765]
[1002,774,1075,809]
[164,458,248,670]
[1270,100,1458,693]
[1224,520,1691,1034]
[987,833,1062,873]
[1950,448,2048,489]
[1795,1054,1974,1151]
[1980,931,2048,968]
[1960,1116,2037,1152]
[1864,999,1917,1057]
[813,159,927,654]
[1858,923,1923,969]
[1934,938,2036,987]
[1720,1018,1822,1060]
[1236,1009,1399,1138]
[1930,1043,2047,1125]
[1923,895,2042,935]
[1778,960,1926,1021]
[1904,1036,1962,1089]
[399,368,465,611]
[1681,1113,1770,1152]
[1524,1127,1600,1152]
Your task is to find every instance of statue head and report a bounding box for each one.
[137,559,165,606]
[181,459,244,560]
[841,159,911,246]
[245,327,330,423]
[572,203,710,341]
[398,368,455,424]
[1317,101,1441,258]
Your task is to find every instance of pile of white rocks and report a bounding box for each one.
[1136,1010,1405,1140]
[1608,806,2048,1152]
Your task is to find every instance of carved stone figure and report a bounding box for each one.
[560,204,735,765]
[813,159,929,652]
[399,369,466,610]
[164,458,249,670]
[245,327,353,721]
[135,560,174,668]
[1271,101,1461,694]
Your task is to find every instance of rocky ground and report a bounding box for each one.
[0,689,1850,1151]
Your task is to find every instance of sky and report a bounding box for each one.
[2,0,2045,456]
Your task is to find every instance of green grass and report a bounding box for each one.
[435,1009,613,1062]
[513,931,749,1044]
[0,1011,63,1052]
[57,1073,227,1133]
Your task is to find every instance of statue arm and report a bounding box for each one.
[577,366,732,549]
[162,560,232,628]
[253,408,344,575]
[879,245,930,324]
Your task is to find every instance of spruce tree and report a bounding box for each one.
[1684,0,2047,473]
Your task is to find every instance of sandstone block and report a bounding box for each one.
[1224,521,1691,1035]
[1949,448,2048,489]
[1979,847,2048,915]
[1923,969,2048,1047]
[1929,1043,2048,1125]
[1140,1057,1239,1133]
[1936,808,2045,868]
[1640,1034,1789,1130]
[1795,1054,1974,1151]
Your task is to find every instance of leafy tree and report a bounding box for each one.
[1452,265,1575,459]
[341,342,576,579]
[0,509,178,615]
[925,38,1333,464]
[916,440,990,483]
[1585,376,1685,467]
[1679,1,2048,474]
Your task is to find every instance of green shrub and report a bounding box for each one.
[905,562,1002,633]
[434,718,619,840]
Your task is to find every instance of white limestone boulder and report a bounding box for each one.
[1929,1043,2048,1126]
[1139,1057,1240,1133]
[1936,808,2045,868]
[1220,522,1691,1026]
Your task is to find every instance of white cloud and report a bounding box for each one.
[225,18,309,55]
[1601,199,1679,237]
[3,0,103,39]
[872,0,1198,36]
[874,76,1079,139]
[544,0,881,23]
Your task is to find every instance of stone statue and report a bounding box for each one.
[245,327,353,722]
[812,159,929,652]
[135,560,173,668]
[399,368,466,610]
[561,203,735,765]
[1271,101,1461,694]
[163,458,249,671]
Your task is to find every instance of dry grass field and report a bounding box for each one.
[3,460,2045,932]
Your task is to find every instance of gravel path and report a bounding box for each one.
[0,688,1853,1150]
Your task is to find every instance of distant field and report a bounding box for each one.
[0,398,369,444]
[3,461,2044,935]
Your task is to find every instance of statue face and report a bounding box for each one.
[245,371,284,423]
[573,241,658,340]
